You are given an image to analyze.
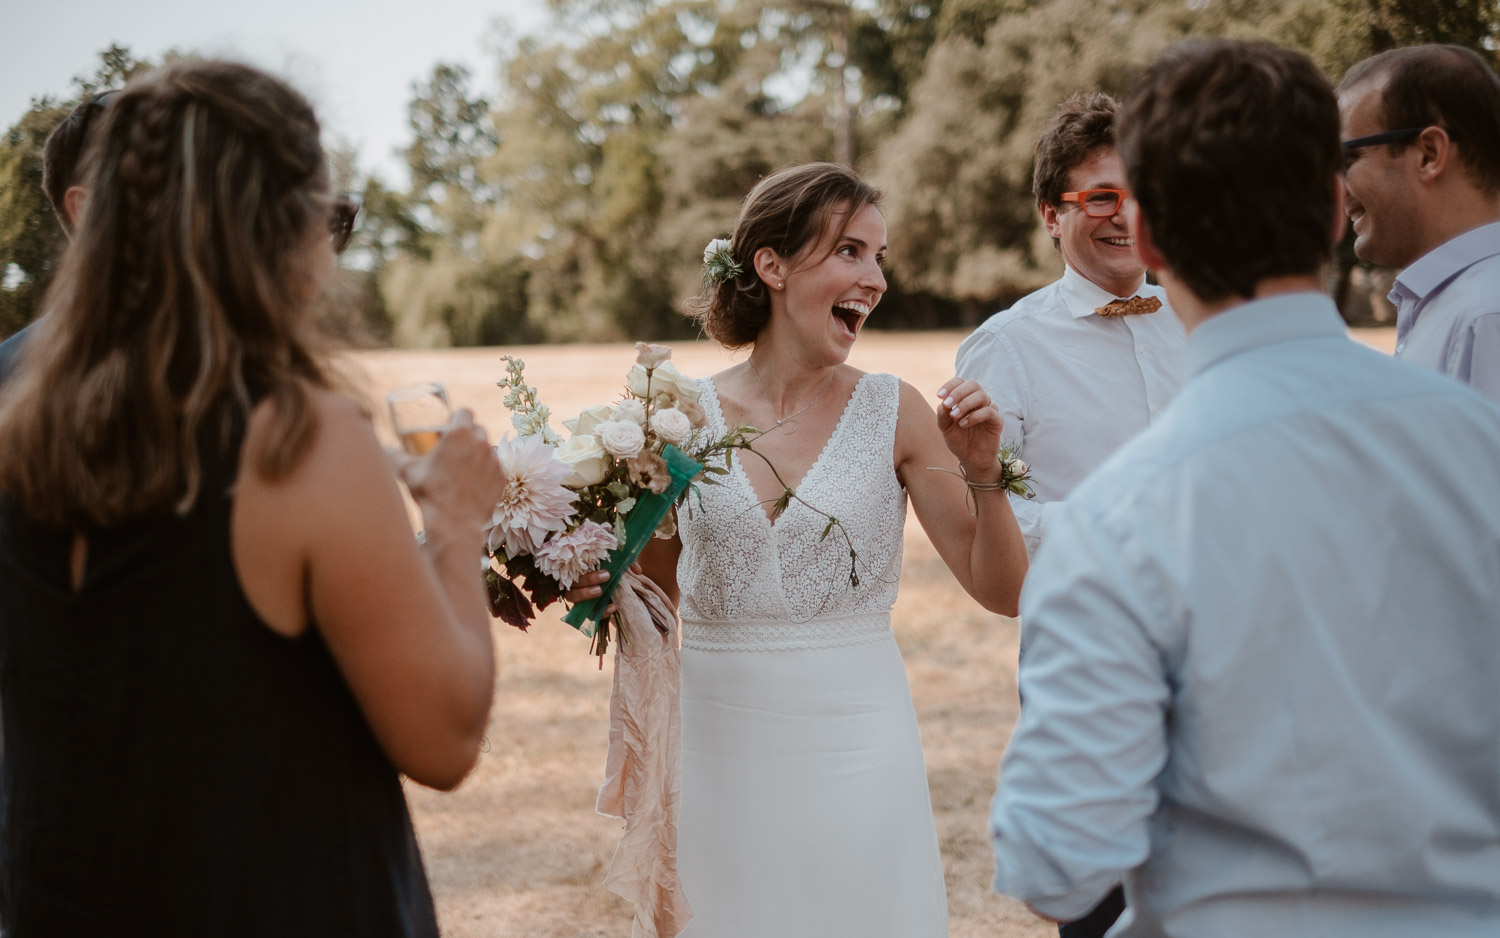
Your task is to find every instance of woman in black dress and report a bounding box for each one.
[0,60,504,936]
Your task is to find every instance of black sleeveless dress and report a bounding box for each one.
[0,421,440,936]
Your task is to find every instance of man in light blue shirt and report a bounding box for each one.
[1337,45,1500,402]
[990,39,1500,937]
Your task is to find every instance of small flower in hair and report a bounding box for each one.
[702,238,743,285]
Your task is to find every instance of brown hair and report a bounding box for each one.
[1032,92,1119,209]
[690,162,880,348]
[1118,40,1342,302]
[1337,45,1500,195]
[0,60,340,528]
[42,90,118,236]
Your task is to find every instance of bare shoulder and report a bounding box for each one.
[894,377,938,424]
[892,376,943,465]
[244,384,378,487]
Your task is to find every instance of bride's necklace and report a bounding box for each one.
[748,359,834,436]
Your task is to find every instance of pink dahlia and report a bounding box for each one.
[534,520,618,588]
[487,434,577,558]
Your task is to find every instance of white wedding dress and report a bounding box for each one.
[675,372,948,937]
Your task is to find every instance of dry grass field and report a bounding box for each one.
[348,326,1396,938]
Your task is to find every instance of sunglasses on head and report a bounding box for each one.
[329,193,361,254]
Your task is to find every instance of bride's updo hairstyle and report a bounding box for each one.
[692,162,880,349]
[0,60,339,528]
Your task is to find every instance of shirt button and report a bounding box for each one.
[1151,405,1159,414]
[1396,342,1405,353]
[1136,345,1145,354]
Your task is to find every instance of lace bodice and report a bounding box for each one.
[677,372,906,624]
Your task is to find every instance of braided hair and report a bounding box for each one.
[0,60,343,527]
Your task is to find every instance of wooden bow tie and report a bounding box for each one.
[1095,296,1162,317]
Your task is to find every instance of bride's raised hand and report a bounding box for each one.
[934,377,1003,480]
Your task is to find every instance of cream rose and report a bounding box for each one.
[563,403,614,438]
[554,433,611,487]
[613,398,647,426]
[634,341,672,368]
[596,419,646,459]
[626,361,702,404]
[650,407,693,444]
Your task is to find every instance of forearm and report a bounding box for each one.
[958,458,1028,615]
[418,507,496,727]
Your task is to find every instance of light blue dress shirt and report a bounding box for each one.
[956,266,1185,558]
[1390,220,1500,403]
[991,292,1500,936]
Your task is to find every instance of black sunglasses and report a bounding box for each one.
[329,193,361,254]
[1340,127,1426,152]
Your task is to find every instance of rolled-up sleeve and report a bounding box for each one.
[957,326,1048,554]
[990,502,1173,920]
[1464,312,1500,404]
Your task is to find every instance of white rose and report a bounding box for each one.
[702,238,732,264]
[554,433,611,487]
[613,398,647,426]
[650,407,693,444]
[563,403,614,437]
[1009,459,1029,477]
[634,341,672,368]
[596,419,646,459]
[626,361,702,403]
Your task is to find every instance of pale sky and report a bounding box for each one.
[0,0,549,186]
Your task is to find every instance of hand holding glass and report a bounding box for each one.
[387,383,451,456]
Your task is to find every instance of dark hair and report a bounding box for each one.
[1337,45,1500,195]
[1117,40,1342,302]
[0,60,340,528]
[1032,92,1118,209]
[42,90,118,235]
[690,162,880,349]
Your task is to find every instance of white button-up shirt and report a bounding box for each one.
[956,266,1186,558]
[1390,220,1500,403]
[990,292,1500,936]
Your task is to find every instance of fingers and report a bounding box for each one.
[935,378,998,429]
[383,445,414,477]
[562,569,611,603]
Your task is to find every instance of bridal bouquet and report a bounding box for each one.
[484,343,754,651]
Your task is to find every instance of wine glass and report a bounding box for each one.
[387,382,451,456]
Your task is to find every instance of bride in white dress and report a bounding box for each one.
[575,162,1027,936]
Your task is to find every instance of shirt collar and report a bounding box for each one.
[1187,292,1346,377]
[1057,264,1148,320]
[1394,221,1500,301]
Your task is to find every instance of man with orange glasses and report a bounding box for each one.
[956,92,1187,938]
[956,93,1186,573]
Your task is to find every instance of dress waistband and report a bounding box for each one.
[680,610,893,652]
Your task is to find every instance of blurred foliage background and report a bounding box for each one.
[3,0,1498,346]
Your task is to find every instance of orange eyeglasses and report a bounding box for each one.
[1060,188,1129,217]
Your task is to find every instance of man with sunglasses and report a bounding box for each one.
[1337,45,1500,402]
[0,89,118,387]
[956,92,1186,938]
[956,93,1186,572]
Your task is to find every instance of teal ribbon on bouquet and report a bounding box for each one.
[563,444,702,636]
